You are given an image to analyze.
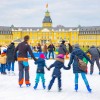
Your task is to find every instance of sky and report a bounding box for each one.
[0,0,100,27]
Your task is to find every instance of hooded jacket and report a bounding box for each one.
[35,58,46,74]
[58,43,68,55]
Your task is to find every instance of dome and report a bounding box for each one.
[43,16,52,23]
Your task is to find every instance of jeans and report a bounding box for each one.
[75,73,89,86]
[48,51,54,59]
[44,52,48,59]
[35,73,45,83]
[7,62,15,71]
[1,64,6,73]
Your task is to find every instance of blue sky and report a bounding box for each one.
[0,0,100,27]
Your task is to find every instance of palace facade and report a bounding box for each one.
[0,9,100,46]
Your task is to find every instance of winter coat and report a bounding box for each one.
[58,43,68,55]
[49,58,68,77]
[68,47,92,73]
[35,58,46,74]
[43,45,48,52]
[48,44,55,52]
[14,41,36,61]
[69,45,73,53]
[37,46,42,52]
[6,44,15,63]
[87,46,100,58]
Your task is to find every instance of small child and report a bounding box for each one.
[33,53,48,90]
[48,54,69,92]
[0,49,7,75]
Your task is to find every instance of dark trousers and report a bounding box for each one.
[1,64,6,73]
[7,62,15,71]
[48,51,54,59]
[48,76,61,90]
[18,61,30,85]
[90,57,100,73]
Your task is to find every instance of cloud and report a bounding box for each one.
[0,0,100,27]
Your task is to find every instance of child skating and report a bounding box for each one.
[48,54,69,92]
[33,53,48,90]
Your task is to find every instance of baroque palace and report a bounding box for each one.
[0,9,100,46]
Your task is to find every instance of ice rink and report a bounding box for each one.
[0,60,100,100]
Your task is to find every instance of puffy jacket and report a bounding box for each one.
[58,44,68,55]
[87,46,100,58]
[49,59,68,77]
[35,58,46,74]
[68,47,92,73]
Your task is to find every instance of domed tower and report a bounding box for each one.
[42,6,52,27]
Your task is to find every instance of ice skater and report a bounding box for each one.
[67,44,93,93]
[48,54,69,92]
[33,53,48,90]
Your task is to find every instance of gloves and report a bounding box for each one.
[47,67,50,71]
[67,64,71,70]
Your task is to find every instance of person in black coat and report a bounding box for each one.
[48,43,55,59]
[48,54,69,91]
[68,43,73,53]
[6,42,15,75]
[67,44,93,92]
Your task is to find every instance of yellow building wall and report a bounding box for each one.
[0,34,12,46]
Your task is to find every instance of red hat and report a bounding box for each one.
[40,53,45,59]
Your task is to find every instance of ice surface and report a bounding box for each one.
[0,60,100,100]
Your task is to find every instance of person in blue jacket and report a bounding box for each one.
[67,44,93,93]
[48,54,69,92]
[33,53,48,90]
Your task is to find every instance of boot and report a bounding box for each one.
[26,83,31,87]
[90,72,93,75]
[19,84,22,88]
[86,85,92,93]
[42,83,46,89]
[58,88,62,92]
[75,84,78,92]
[33,83,38,89]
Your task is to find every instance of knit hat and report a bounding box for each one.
[74,44,79,48]
[40,53,45,59]
[62,40,65,44]
[57,54,64,59]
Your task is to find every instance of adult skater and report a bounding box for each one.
[67,44,93,92]
[14,35,37,87]
[58,40,68,56]
[86,45,100,75]
[6,42,15,75]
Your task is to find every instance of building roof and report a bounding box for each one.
[43,16,52,23]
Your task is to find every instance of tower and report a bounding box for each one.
[42,4,52,27]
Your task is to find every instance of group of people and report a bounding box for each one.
[0,43,15,75]
[0,35,100,93]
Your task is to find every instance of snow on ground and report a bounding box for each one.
[0,60,100,100]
